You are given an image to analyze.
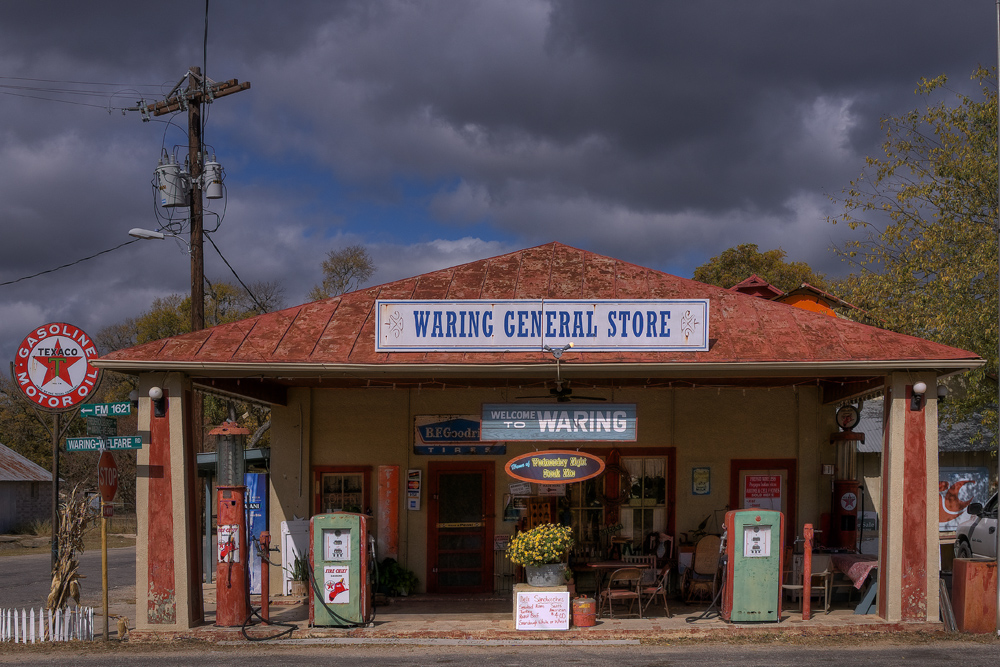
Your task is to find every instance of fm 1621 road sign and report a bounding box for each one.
[80,402,131,417]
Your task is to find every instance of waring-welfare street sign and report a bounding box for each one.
[66,436,142,451]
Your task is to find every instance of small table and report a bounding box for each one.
[831,553,878,614]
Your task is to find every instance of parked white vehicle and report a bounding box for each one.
[954,493,997,559]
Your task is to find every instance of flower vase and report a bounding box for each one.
[525,563,566,587]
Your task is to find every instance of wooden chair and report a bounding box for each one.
[622,553,657,586]
[598,567,643,618]
[640,562,673,617]
[680,534,721,603]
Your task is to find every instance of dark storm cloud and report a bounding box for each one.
[0,0,993,362]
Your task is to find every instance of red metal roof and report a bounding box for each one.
[97,242,981,372]
[0,443,52,483]
[729,274,785,299]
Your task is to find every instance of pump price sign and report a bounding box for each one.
[66,436,142,452]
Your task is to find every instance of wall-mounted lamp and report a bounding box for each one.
[937,384,949,404]
[149,386,166,418]
[129,389,139,409]
[910,381,927,412]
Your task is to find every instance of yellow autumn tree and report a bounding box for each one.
[831,67,997,440]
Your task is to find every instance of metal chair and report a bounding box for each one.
[640,562,673,617]
[680,534,721,603]
[598,567,643,618]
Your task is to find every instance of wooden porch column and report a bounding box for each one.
[135,373,204,630]
[879,372,940,622]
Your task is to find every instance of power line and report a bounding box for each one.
[0,239,140,287]
[0,75,166,89]
[0,89,127,111]
[204,232,267,313]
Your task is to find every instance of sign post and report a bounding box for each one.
[98,450,118,642]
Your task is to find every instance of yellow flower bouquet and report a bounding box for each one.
[506,523,574,567]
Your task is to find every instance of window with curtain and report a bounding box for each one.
[620,457,667,546]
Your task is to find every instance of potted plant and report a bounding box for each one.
[378,557,419,596]
[290,555,309,597]
[506,523,574,586]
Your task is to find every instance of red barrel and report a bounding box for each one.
[572,597,596,627]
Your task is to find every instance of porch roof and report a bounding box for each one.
[94,242,982,403]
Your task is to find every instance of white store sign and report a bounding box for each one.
[376,299,709,352]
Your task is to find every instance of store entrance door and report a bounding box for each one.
[427,462,494,593]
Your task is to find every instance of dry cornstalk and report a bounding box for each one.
[47,484,94,610]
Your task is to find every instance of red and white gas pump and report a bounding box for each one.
[216,485,250,626]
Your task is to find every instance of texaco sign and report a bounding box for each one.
[14,322,101,411]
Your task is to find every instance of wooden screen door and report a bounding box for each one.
[427,461,494,593]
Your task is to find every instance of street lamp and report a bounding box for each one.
[128,227,189,247]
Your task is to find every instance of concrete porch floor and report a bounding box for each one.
[126,586,944,643]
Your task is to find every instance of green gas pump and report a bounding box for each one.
[309,512,374,627]
[721,509,785,623]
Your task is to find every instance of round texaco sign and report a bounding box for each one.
[14,322,101,411]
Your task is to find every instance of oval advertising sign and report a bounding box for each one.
[13,322,101,412]
[505,450,605,485]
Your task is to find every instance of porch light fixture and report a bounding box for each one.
[149,386,166,418]
[937,384,949,404]
[910,381,927,412]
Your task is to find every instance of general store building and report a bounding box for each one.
[93,242,983,631]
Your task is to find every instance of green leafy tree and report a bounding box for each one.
[310,244,376,300]
[830,67,997,439]
[693,243,827,292]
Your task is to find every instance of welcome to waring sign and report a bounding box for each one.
[482,404,636,442]
[376,299,709,352]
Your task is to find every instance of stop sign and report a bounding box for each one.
[98,450,118,502]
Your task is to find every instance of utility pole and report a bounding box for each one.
[143,66,250,332]
[141,69,250,593]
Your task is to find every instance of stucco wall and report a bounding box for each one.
[268,384,832,593]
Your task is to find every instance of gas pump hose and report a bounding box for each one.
[684,554,727,623]
[241,536,298,641]
[305,559,378,629]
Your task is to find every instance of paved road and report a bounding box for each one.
[0,546,135,624]
[0,640,999,666]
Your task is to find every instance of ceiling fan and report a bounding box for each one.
[516,343,608,403]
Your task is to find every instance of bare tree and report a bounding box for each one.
[309,244,376,300]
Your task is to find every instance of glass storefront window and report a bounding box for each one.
[321,473,364,513]
[567,455,668,556]
[567,475,604,553]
